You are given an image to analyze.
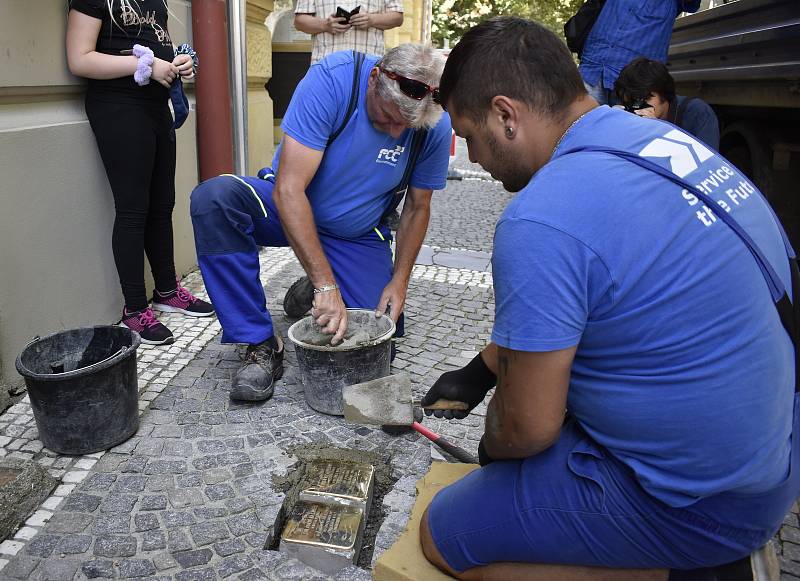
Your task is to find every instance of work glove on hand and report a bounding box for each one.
[477,436,493,466]
[420,353,496,420]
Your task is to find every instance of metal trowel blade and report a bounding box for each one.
[342,373,414,426]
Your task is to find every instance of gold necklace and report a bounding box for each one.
[551,109,592,157]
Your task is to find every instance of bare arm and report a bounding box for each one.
[482,345,576,460]
[66,10,136,79]
[66,9,178,87]
[294,13,350,35]
[375,186,431,320]
[348,11,403,30]
[273,135,348,341]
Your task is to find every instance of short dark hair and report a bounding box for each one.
[614,57,676,105]
[439,17,586,123]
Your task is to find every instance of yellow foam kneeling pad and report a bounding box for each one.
[373,461,480,581]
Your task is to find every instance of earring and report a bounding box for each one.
[505,126,514,137]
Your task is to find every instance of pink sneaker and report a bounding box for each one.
[152,285,214,317]
[120,307,174,345]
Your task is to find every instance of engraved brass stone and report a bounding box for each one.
[281,500,363,551]
[298,459,374,508]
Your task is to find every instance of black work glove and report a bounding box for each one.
[477,436,494,466]
[420,353,496,420]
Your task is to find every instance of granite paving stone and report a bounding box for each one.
[61,492,101,513]
[140,494,168,511]
[135,512,160,531]
[2,555,40,579]
[191,520,231,546]
[174,548,214,568]
[81,559,115,579]
[36,558,80,581]
[168,530,194,552]
[93,513,131,534]
[23,533,59,558]
[46,512,92,534]
[93,534,137,557]
[55,534,92,554]
[141,529,167,551]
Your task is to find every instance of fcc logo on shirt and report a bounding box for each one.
[376,145,405,166]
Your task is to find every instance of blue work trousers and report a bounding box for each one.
[190,173,400,344]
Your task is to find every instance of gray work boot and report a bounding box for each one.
[283,276,314,319]
[230,335,284,401]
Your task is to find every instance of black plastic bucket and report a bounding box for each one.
[287,309,395,415]
[15,326,141,455]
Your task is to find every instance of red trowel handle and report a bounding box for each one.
[412,422,478,464]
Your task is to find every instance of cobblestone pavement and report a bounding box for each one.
[0,140,797,579]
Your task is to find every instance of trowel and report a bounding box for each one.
[342,373,478,464]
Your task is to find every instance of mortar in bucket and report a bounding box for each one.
[15,325,141,455]
[287,309,395,415]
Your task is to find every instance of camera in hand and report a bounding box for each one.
[624,98,653,113]
[336,5,360,23]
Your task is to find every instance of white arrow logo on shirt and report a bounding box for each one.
[638,129,715,178]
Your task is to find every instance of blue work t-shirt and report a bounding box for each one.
[272,51,452,239]
[492,105,794,507]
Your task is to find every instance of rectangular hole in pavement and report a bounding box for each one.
[266,444,397,571]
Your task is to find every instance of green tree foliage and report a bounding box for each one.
[432,0,584,47]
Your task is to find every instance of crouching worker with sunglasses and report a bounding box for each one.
[419,17,799,580]
[190,44,451,402]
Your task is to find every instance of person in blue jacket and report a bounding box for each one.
[190,45,451,402]
[579,0,701,106]
[614,57,720,150]
[419,17,799,578]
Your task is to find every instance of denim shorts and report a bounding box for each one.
[427,408,800,573]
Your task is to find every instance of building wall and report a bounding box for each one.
[0,0,199,399]
[385,0,425,47]
[247,0,276,172]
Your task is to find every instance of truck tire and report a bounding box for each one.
[718,121,800,248]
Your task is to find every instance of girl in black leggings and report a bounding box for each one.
[66,0,213,344]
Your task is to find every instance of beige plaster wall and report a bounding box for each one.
[0,0,199,397]
[385,0,425,48]
[247,0,276,173]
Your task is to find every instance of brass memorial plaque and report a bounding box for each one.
[298,459,374,507]
[280,500,364,551]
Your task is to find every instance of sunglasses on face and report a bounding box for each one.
[379,67,441,105]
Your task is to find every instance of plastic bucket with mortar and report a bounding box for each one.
[15,326,140,455]
[287,309,395,415]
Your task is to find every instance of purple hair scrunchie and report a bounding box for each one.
[132,44,154,86]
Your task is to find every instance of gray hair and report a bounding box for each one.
[375,44,445,130]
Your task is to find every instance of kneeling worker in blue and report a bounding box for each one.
[190,44,451,402]
[419,17,800,579]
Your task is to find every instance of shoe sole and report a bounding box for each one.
[230,364,284,402]
[117,322,175,345]
[283,277,314,319]
[152,303,215,317]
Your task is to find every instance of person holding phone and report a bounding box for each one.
[294,0,404,64]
